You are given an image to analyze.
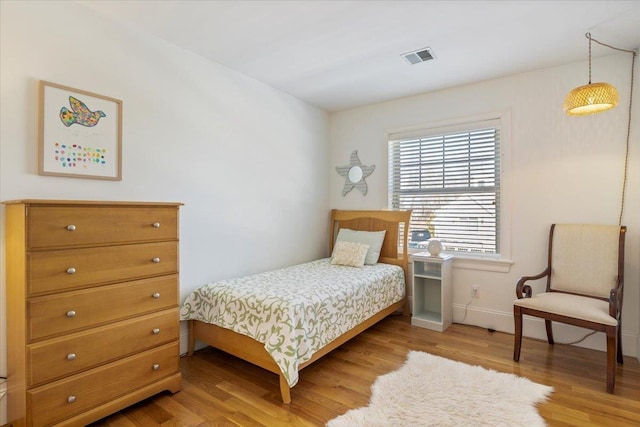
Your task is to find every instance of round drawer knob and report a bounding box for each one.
[152,222,161,228]
[152,363,160,371]
[152,292,160,299]
[152,257,160,263]
[66,310,76,318]
[67,395,76,403]
[67,353,76,361]
[66,267,76,274]
[66,224,76,231]
[152,328,161,335]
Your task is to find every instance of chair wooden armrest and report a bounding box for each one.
[609,277,623,318]
[515,267,550,299]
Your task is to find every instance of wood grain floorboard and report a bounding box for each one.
[90,315,640,426]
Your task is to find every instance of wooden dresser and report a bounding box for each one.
[4,200,183,427]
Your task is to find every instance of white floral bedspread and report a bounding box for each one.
[180,258,405,387]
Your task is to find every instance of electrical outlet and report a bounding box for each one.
[471,285,480,298]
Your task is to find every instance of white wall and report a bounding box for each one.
[330,53,640,357]
[0,2,329,422]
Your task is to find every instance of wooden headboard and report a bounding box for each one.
[329,209,412,281]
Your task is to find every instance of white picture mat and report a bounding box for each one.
[39,81,122,180]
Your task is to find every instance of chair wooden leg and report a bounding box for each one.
[617,323,623,364]
[513,306,523,362]
[606,328,616,394]
[545,319,554,345]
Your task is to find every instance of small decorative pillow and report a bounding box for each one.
[330,240,370,268]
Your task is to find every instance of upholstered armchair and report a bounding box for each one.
[513,224,626,393]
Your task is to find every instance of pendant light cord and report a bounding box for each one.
[619,52,635,226]
[586,33,638,226]
[587,33,592,84]
[587,33,638,56]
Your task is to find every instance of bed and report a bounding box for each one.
[180,209,411,403]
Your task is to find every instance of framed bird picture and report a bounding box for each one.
[38,80,122,180]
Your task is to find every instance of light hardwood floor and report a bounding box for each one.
[91,315,640,426]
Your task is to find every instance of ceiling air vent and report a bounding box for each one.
[402,47,435,65]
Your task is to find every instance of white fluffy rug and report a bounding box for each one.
[327,351,553,427]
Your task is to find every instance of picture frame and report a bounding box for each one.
[38,80,122,180]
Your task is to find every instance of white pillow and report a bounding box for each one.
[330,241,370,268]
[333,228,386,265]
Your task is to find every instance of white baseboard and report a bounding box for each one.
[452,303,639,359]
[179,321,190,356]
[179,321,209,356]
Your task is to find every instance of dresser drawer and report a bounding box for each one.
[27,205,178,249]
[28,309,179,386]
[28,275,178,341]
[28,241,178,295]
[28,342,179,427]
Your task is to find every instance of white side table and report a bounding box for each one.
[411,252,453,332]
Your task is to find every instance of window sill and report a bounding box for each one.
[452,255,513,273]
[406,248,513,273]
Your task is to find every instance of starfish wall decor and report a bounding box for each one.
[336,150,375,196]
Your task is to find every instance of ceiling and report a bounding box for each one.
[79,0,640,112]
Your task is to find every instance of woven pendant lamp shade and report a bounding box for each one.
[563,82,619,116]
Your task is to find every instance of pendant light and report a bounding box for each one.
[562,33,637,226]
[563,33,620,116]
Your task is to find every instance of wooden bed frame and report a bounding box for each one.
[187,209,411,403]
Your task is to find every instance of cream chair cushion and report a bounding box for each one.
[514,292,617,326]
[551,224,620,298]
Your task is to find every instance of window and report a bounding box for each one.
[388,117,503,257]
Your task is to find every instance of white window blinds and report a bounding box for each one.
[388,120,501,255]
